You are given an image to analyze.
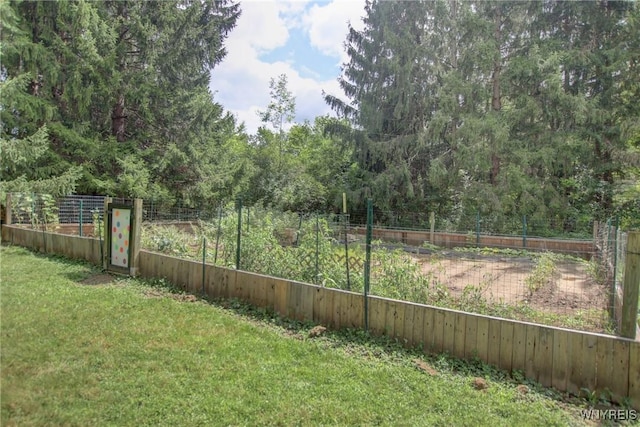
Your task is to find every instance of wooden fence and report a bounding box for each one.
[351,227,595,259]
[2,224,638,410]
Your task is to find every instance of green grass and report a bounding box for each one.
[0,245,603,426]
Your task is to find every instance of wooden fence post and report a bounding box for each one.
[621,232,640,339]
[102,197,112,270]
[5,193,12,225]
[130,198,143,277]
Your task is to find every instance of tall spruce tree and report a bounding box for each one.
[2,0,243,206]
[327,0,639,231]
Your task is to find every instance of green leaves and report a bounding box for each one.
[329,0,639,229]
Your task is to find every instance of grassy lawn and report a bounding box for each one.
[0,245,600,426]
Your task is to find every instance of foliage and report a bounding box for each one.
[326,0,640,230]
[10,192,60,230]
[1,0,243,206]
[141,224,194,256]
[525,252,559,296]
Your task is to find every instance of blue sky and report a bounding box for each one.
[210,0,367,134]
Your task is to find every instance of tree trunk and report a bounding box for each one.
[111,93,126,142]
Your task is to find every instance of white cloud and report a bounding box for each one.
[304,0,367,64]
[211,0,367,134]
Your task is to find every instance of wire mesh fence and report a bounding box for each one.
[593,219,629,333]
[6,192,632,335]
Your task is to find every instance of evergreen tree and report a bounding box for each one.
[327,0,639,230]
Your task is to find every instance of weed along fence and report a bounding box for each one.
[2,193,640,409]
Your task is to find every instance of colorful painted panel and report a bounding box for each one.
[110,208,131,267]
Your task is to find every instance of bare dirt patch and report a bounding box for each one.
[79,274,117,286]
[416,253,607,317]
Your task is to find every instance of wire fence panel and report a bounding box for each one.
[6,193,628,335]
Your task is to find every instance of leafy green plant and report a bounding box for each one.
[525,252,559,295]
[141,224,194,256]
[39,194,59,231]
[91,209,103,239]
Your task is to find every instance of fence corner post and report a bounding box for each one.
[621,231,640,339]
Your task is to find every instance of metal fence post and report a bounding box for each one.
[315,214,319,285]
[236,197,242,270]
[202,237,207,296]
[364,199,373,331]
[344,213,351,291]
[476,211,480,248]
[522,215,527,248]
[79,200,83,237]
[214,204,222,265]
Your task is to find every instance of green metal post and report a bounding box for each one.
[202,237,207,296]
[236,198,242,270]
[214,205,222,265]
[315,214,319,285]
[296,214,303,247]
[344,213,351,291]
[611,216,619,324]
[79,200,83,236]
[99,214,103,269]
[522,215,527,248]
[364,199,373,331]
[476,211,480,248]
